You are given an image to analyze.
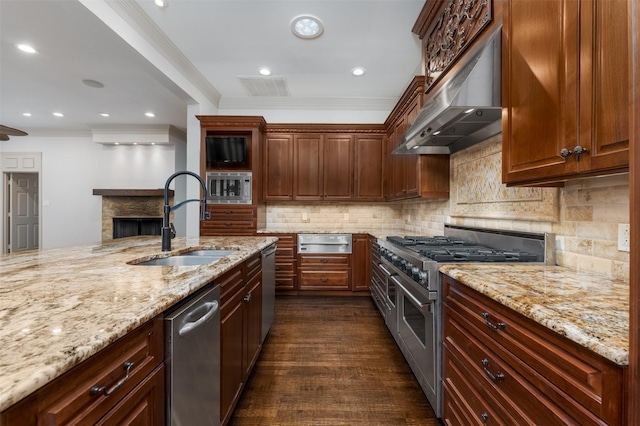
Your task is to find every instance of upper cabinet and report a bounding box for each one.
[384,76,450,201]
[502,0,629,185]
[263,125,386,202]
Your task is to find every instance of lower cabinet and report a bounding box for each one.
[442,275,623,426]
[263,233,297,291]
[351,234,371,291]
[298,253,350,290]
[1,317,165,425]
[220,254,263,425]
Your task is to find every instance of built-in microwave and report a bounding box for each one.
[206,171,252,204]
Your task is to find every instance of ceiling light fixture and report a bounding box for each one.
[154,0,168,8]
[291,15,324,39]
[351,67,366,76]
[258,67,272,76]
[16,44,37,54]
[52,112,64,117]
[82,79,104,88]
[22,112,32,117]
[145,112,156,118]
[100,113,110,117]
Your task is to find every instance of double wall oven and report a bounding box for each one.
[370,225,555,418]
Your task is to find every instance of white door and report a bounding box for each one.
[9,173,39,252]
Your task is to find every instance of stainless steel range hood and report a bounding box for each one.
[394,26,502,155]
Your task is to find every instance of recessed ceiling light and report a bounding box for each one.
[16,44,37,54]
[154,0,168,8]
[82,79,105,88]
[145,112,155,118]
[114,142,120,145]
[22,112,32,117]
[100,112,110,117]
[291,15,324,39]
[52,112,64,117]
[258,67,272,76]
[351,67,366,76]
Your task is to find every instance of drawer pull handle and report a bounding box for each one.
[482,312,506,331]
[481,358,505,382]
[224,223,232,226]
[481,412,489,426]
[320,259,329,263]
[90,361,134,397]
[244,294,252,302]
[224,210,233,214]
[321,278,329,282]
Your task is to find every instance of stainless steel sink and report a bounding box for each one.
[134,255,223,266]
[182,249,237,257]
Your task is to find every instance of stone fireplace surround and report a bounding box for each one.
[93,189,174,241]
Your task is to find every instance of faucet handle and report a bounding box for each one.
[170,223,176,239]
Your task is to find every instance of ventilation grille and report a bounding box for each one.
[237,76,290,97]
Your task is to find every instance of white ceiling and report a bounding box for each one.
[0,0,425,136]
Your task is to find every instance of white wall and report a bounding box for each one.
[0,135,177,249]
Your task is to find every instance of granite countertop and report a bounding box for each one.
[0,235,277,412]
[257,228,406,240]
[439,264,629,366]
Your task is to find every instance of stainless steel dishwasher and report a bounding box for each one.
[261,243,276,342]
[165,284,220,426]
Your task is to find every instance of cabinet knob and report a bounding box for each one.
[573,145,587,158]
[243,294,252,302]
[559,148,573,159]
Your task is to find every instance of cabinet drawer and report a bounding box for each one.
[245,253,261,280]
[218,265,244,305]
[275,276,296,290]
[207,206,255,219]
[299,254,350,267]
[443,276,622,425]
[445,313,586,425]
[299,270,350,290]
[275,247,295,259]
[3,318,163,426]
[275,261,296,274]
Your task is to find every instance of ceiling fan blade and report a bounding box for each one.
[0,125,28,137]
[0,134,9,141]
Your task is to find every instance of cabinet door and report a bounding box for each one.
[220,292,244,425]
[403,97,421,197]
[293,134,323,200]
[351,234,370,291]
[579,0,629,173]
[502,0,580,184]
[354,135,384,200]
[323,134,353,200]
[263,134,294,200]
[95,365,165,426]
[243,276,263,380]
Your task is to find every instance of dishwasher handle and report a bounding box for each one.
[179,301,219,336]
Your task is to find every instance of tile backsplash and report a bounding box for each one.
[266,137,629,280]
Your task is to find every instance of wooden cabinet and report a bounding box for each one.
[298,254,350,291]
[201,205,258,236]
[263,125,386,202]
[354,135,385,200]
[263,133,294,200]
[442,275,623,425]
[502,0,629,185]
[351,234,371,291]
[264,233,297,291]
[1,318,164,425]
[293,133,353,201]
[220,255,263,425]
[384,76,450,200]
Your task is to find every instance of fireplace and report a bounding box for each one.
[93,189,173,241]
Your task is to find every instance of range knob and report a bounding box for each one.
[411,266,420,281]
[404,262,413,274]
[391,254,399,265]
[418,271,429,285]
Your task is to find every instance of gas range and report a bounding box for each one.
[370,225,555,418]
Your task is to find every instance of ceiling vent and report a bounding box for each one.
[237,76,290,97]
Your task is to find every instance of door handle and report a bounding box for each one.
[178,301,219,336]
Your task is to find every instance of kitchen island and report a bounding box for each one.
[0,235,277,413]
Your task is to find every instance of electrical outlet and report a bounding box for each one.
[618,224,630,252]
[302,212,309,222]
[343,213,349,221]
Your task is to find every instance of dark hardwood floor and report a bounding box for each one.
[229,296,440,425]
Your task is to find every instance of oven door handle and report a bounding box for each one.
[379,263,393,276]
[390,276,431,313]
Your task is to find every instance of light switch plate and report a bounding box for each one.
[618,224,630,252]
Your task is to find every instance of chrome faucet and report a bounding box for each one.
[162,171,208,251]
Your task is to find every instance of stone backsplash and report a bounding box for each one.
[265,137,630,280]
